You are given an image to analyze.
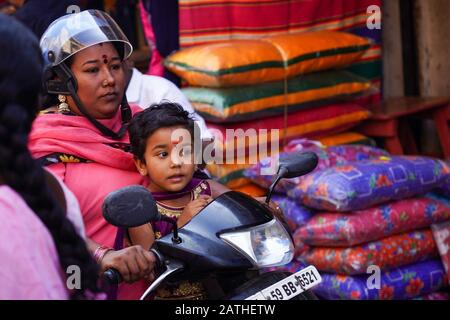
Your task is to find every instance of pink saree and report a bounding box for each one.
[28,105,146,248]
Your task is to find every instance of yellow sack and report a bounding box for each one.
[262,31,371,79]
[165,31,370,87]
[165,40,285,87]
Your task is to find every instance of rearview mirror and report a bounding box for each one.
[277,151,319,179]
[266,151,318,204]
[102,185,160,228]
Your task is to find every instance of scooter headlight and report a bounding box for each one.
[219,219,294,268]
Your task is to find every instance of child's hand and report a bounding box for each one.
[183,195,212,218]
[178,195,212,227]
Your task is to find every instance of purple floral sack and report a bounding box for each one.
[263,260,308,274]
[413,292,449,300]
[244,143,390,194]
[313,259,448,300]
[436,174,450,198]
[272,195,314,232]
[426,192,450,208]
[288,156,450,212]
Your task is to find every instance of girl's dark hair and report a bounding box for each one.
[0,14,100,299]
[128,102,200,162]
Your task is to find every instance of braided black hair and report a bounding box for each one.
[128,102,201,163]
[0,14,100,299]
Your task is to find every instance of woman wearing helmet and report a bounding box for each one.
[29,10,156,299]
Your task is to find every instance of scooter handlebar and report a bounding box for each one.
[102,268,122,285]
[101,248,164,287]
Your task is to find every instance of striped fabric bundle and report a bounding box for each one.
[182,70,370,122]
[207,102,370,157]
[178,0,382,104]
[166,31,371,87]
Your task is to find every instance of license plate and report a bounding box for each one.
[245,265,322,300]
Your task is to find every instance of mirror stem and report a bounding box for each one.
[266,167,287,205]
[160,216,182,244]
[266,176,280,205]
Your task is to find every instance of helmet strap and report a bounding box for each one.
[67,81,131,140]
[49,63,131,140]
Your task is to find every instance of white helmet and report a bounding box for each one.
[40,9,132,67]
[40,10,133,140]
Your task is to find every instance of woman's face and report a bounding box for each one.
[67,43,125,119]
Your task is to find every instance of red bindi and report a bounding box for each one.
[102,55,108,64]
[171,136,183,145]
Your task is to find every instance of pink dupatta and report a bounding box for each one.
[28,105,146,248]
[29,106,142,171]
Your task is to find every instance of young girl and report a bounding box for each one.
[127,102,285,299]
[127,102,230,299]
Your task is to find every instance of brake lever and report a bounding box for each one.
[139,259,184,300]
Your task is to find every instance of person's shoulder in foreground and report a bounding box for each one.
[0,186,68,300]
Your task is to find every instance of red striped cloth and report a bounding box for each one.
[179,0,382,105]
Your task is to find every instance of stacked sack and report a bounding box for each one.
[286,155,450,300]
[428,164,450,293]
[165,31,375,190]
[245,142,391,256]
[244,140,450,299]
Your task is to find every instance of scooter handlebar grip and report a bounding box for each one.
[102,249,161,286]
[103,268,122,285]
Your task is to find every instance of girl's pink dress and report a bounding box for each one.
[0,186,68,299]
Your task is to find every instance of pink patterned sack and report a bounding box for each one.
[296,197,450,247]
[299,229,438,275]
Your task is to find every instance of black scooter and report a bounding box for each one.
[102,152,321,300]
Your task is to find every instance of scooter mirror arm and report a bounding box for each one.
[159,216,182,244]
[266,167,288,205]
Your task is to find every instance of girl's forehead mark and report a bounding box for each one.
[102,55,108,64]
[171,136,183,145]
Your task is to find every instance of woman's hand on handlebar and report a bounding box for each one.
[100,245,156,284]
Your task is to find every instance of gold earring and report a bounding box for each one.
[58,95,70,113]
